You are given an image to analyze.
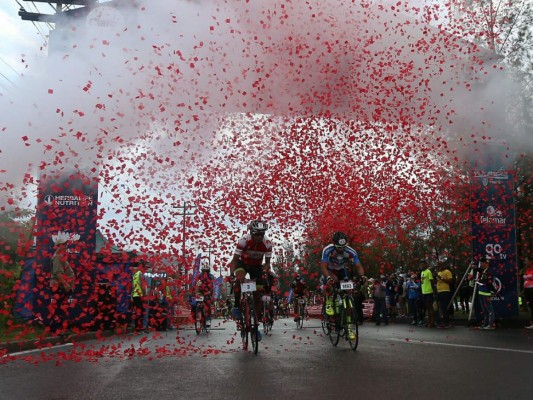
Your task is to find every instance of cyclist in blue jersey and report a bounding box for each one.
[320,232,365,317]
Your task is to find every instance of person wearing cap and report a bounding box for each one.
[49,238,75,335]
[291,273,309,323]
[229,220,272,341]
[195,261,215,328]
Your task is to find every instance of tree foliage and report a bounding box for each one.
[0,208,34,327]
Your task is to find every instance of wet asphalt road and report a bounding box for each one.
[1,317,532,400]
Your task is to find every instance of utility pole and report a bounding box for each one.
[173,201,197,276]
[205,244,219,277]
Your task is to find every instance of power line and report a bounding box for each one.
[0,55,20,76]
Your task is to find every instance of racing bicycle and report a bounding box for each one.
[295,297,307,330]
[194,295,211,335]
[324,278,359,351]
[262,293,274,334]
[239,279,260,354]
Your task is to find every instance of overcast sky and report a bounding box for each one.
[0,1,49,94]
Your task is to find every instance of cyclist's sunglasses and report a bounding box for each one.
[252,231,265,237]
[334,245,346,251]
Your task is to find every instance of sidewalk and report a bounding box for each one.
[1,306,194,355]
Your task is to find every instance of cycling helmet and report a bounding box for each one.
[248,220,268,234]
[201,260,210,271]
[332,232,348,249]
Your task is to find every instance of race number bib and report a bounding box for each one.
[340,281,353,291]
[195,296,204,302]
[242,281,256,293]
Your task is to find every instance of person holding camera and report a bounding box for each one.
[469,256,496,329]
[49,238,75,335]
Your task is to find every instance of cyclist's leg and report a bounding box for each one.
[321,274,335,316]
[233,263,246,319]
[205,296,212,325]
[249,265,265,323]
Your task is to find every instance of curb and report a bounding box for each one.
[1,315,194,355]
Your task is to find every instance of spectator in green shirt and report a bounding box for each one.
[420,260,435,327]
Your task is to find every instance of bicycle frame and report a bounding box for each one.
[325,279,359,351]
[296,298,306,329]
[240,280,260,354]
[194,296,208,334]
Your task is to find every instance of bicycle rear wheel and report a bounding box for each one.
[328,315,340,346]
[320,303,329,335]
[194,304,203,335]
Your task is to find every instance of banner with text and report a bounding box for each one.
[31,170,99,324]
[471,170,518,317]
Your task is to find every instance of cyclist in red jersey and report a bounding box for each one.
[291,273,309,322]
[229,220,273,340]
[195,261,215,328]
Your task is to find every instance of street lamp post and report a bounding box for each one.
[173,201,196,281]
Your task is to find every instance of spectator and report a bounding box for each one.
[384,274,398,320]
[470,256,496,329]
[372,276,388,326]
[165,277,178,329]
[436,262,453,328]
[451,273,460,312]
[131,262,147,332]
[458,276,471,314]
[522,260,533,329]
[405,272,422,326]
[420,260,435,328]
[397,274,407,318]
[48,238,75,335]
[353,276,368,325]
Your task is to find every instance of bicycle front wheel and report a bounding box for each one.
[249,297,259,354]
[345,299,359,351]
[205,314,211,334]
[194,305,203,335]
[296,305,304,329]
[241,303,249,351]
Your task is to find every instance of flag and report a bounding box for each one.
[214,276,223,299]
[191,253,202,286]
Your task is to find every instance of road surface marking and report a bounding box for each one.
[2,343,74,357]
[389,337,533,354]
